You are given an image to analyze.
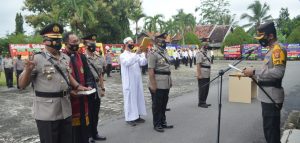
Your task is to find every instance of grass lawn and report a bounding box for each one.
[0,71,17,87]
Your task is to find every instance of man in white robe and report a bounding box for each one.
[120,37,147,126]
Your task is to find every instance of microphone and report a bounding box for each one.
[244,46,258,54]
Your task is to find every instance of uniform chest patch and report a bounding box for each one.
[159,59,165,64]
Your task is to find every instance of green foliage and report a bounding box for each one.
[128,0,145,42]
[172,9,196,45]
[287,26,300,43]
[0,34,43,55]
[277,8,292,37]
[15,13,24,34]
[23,0,140,43]
[222,27,256,52]
[162,19,180,36]
[181,32,201,46]
[240,0,272,34]
[144,14,165,33]
[195,0,230,24]
[0,38,9,55]
[277,30,287,43]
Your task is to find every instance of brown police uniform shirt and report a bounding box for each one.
[196,49,211,78]
[29,49,72,121]
[148,48,172,89]
[85,53,104,96]
[256,42,287,103]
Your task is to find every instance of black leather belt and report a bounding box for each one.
[35,90,69,98]
[258,80,282,88]
[154,71,171,75]
[200,65,211,69]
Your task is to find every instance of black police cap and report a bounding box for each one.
[82,34,97,41]
[40,23,63,38]
[255,21,276,40]
[155,32,168,39]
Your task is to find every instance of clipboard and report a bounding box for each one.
[139,37,152,52]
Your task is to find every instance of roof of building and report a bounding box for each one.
[195,25,232,44]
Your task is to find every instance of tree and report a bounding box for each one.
[129,1,145,43]
[144,14,165,33]
[0,38,9,55]
[161,19,180,36]
[23,0,140,43]
[15,13,24,34]
[222,27,256,52]
[219,14,238,27]
[181,32,201,46]
[277,8,292,37]
[172,9,196,45]
[287,26,300,43]
[195,0,230,24]
[240,0,272,34]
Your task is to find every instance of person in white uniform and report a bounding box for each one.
[120,37,147,126]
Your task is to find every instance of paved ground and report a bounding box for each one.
[96,61,300,143]
[0,60,299,143]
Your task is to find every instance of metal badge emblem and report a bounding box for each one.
[47,74,52,80]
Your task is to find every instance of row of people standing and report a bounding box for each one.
[1,54,25,89]
[172,48,214,69]
[18,23,106,143]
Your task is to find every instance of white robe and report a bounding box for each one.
[120,50,147,121]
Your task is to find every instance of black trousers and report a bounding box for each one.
[4,68,13,87]
[149,88,170,127]
[261,102,283,143]
[88,93,101,138]
[184,57,188,66]
[198,78,210,104]
[142,64,148,75]
[16,70,23,89]
[194,57,196,65]
[35,117,72,143]
[174,58,179,69]
[72,125,89,143]
[189,57,193,68]
[106,64,112,76]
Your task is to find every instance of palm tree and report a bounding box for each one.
[172,9,196,45]
[129,2,146,43]
[162,19,180,36]
[219,14,238,27]
[240,0,272,33]
[144,14,165,33]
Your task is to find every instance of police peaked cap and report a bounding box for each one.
[82,34,97,41]
[254,21,276,40]
[155,32,168,39]
[40,23,63,39]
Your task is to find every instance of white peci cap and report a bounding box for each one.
[123,37,133,44]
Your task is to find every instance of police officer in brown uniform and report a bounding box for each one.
[243,21,287,143]
[15,55,25,89]
[148,33,174,132]
[196,43,212,108]
[18,23,90,143]
[82,34,106,141]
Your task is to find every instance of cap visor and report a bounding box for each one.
[44,34,62,38]
[254,35,264,40]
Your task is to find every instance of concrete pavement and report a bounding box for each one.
[96,61,300,143]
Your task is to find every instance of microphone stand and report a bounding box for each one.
[202,50,279,143]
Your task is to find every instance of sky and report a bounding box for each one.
[1,0,300,38]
